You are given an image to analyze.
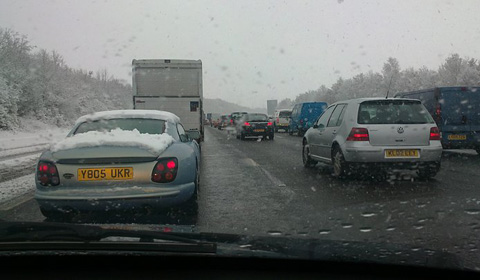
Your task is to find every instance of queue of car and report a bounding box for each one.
[37,87,478,219]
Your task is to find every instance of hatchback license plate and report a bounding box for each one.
[385,150,419,158]
[253,129,265,132]
[77,167,133,181]
[448,134,467,140]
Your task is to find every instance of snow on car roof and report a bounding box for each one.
[75,110,180,124]
[51,128,175,155]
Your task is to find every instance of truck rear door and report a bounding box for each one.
[134,96,201,132]
[440,88,480,145]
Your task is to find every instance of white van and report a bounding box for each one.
[274,109,292,132]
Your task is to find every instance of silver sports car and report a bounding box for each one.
[35,110,201,218]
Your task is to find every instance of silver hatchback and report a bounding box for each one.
[302,98,443,179]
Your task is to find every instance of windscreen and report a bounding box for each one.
[74,118,166,135]
[358,100,434,124]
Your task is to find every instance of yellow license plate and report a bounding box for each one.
[77,167,133,181]
[448,134,467,140]
[385,150,419,158]
[253,129,265,132]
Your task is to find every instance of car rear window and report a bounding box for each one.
[74,118,166,135]
[247,114,268,121]
[279,111,291,118]
[358,100,434,124]
[231,112,247,119]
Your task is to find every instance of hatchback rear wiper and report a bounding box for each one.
[0,222,216,253]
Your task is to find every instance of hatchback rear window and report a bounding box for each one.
[247,114,268,121]
[279,111,292,118]
[358,100,434,124]
[74,118,166,135]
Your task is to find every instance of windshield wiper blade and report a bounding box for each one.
[0,222,211,245]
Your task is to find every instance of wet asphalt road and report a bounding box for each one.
[1,126,480,268]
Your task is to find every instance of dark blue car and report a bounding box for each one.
[395,87,480,154]
[288,102,328,136]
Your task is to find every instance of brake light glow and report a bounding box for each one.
[244,122,251,126]
[267,122,273,126]
[435,104,441,118]
[430,127,441,140]
[346,128,369,141]
[37,161,60,186]
[152,158,178,183]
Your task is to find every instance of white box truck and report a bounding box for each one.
[132,59,204,142]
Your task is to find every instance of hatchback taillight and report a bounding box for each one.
[244,122,251,126]
[152,158,178,183]
[430,127,441,140]
[347,128,369,141]
[37,161,60,186]
[267,122,273,126]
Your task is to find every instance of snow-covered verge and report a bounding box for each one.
[51,128,175,155]
[0,174,35,205]
[0,117,70,150]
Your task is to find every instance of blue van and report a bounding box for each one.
[395,87,480,154]
[288,102,328,136]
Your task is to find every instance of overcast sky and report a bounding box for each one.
[1,0,480,108]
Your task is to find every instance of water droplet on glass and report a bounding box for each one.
[361,212,377,218]
[386,226,396,231]
[465,209,480,215]
[267,231,282,236]
[411,247,421,252]
[359,227,372,233]
[413,224,424,230]
[319,230,331,235]
[341,223,353,229]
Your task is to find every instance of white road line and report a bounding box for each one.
[242,157,286,187]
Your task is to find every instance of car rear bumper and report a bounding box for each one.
[35,182,195,211]
[342,143,443,163]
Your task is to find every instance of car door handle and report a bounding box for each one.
[332,131,337,135]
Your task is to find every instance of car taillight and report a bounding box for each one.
[244,122,251,126]
[152,158,178,183]
[267,122,273,126]
[430,127,441,140]
[434,104,442,123]
[230,119,233,124]
[37,161,60,186]
[347,128,369,141]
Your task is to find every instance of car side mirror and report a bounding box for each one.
[313,124,318,128]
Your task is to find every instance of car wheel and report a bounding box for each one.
[288,128,293,135]
[298,129,305,137]
[476,148,480,155]
[275,127,278,133]
[269,134,274,140]
[332,147,349,178]
[302,142,317,168]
